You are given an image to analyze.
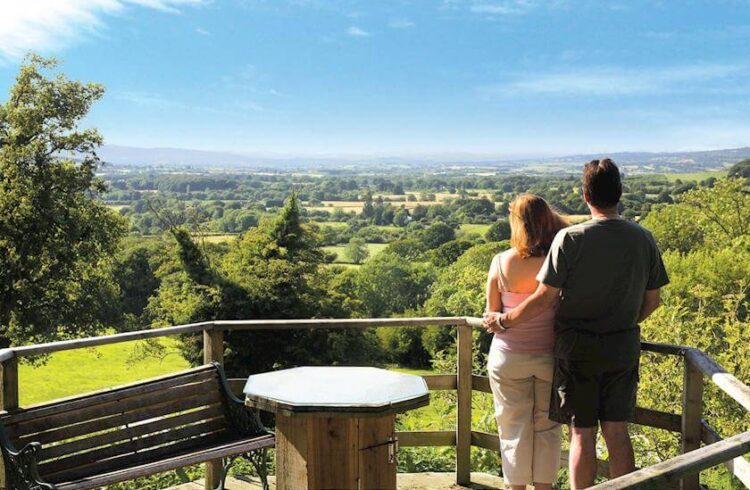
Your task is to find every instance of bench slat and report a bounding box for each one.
[3,366,217,426]
[12,379,220,438]
[40,404,225,461]
[40,417,227,478]
[54,434,275,490]
[16,391,222,447]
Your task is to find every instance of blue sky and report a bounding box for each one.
[1,0,749,157]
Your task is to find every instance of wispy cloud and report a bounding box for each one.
[477,63,750,98]
[443,0,566,16]
[388,18,415,29]
[195,27,211,36]
[0,0,207,63]
[347,25,370,37]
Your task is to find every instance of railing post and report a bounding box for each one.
[204,327,224,490]
[681,351,703,490]
[1,356,19,489]
[456,323,472,485]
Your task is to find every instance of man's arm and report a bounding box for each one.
[638,288,661,323]
[501,282,560,328]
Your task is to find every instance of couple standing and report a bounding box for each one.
[482,159,669,489]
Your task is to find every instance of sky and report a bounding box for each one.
[1,0,749,157]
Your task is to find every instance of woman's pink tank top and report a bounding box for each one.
[491,260,556,354]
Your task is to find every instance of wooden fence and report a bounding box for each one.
[0,317,748,489]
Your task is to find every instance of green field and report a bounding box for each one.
[19,338,189,406]
[458,223,491,236]
[322,243,388,263]
[662,170,727,182]
[198,233,239,243]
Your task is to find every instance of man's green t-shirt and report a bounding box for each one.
[537,217,669,362]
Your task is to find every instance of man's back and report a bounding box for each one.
[538,217,669,361]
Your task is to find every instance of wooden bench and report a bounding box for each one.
[0,363,275,490]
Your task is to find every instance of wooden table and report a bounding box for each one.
[243,366,429,490]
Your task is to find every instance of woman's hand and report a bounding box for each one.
[482,311,504,334]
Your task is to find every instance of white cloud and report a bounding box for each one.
[388,18,415,29]
[196,27,211,35]
[346,25,370,37]
[0,0,207,63]
[477,63,750,97]
[444,0,566,16]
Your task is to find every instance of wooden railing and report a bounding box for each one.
[0,317,748,490]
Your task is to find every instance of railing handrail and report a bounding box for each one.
[0,316,748,489]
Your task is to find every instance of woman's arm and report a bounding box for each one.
[486,255,503,313]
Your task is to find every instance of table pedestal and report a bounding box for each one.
[275,413,397,490]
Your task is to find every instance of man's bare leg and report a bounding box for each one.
[601,421,635,478]
[569,426,598,489]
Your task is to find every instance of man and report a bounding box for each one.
[485,159,669,488]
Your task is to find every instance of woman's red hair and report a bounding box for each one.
[508,194,569,258]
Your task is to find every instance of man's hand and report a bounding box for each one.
[482,311,505,334]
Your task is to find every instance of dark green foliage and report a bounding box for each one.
[728,158,750,179]
[0,56,126,346]
[420,222,456,249]
[429,239,474,267]
[485,220,511,242]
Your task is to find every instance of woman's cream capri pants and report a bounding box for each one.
[487,348,562,486]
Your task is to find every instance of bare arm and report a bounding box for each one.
[638,288,661,323]
[485,257,502,313]
[501,282,560,329]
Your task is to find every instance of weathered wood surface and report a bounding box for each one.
[215,317,464,330]
[0,364,273,490]
[396,430,455,447]
[681,354,705,490]
[455,323,472,485]
[701,421,750,488]
[590,430,750,489]
[686,348,750,412]
[423,374,457,390]
[203,328,225,490]
[275,413,398,490]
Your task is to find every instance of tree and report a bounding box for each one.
[728,158,750,179]
[0,56,126,347]
[421,222,456,249]
[345,237,370,264]
[485,220,511,242]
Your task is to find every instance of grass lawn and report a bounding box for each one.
[198,233,239,244]
[322,242,388,263]
[458,223,490,236]
[19,338,189,406]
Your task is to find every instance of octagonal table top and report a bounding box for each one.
[243,366,430,416]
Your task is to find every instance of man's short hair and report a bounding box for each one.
[582,158,622,208]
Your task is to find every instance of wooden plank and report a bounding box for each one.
[13,379,221,437]
[471,375,491,394]
[395,430,455,447]
[681,355,704,490]
[423,374,456,391]
[456,323,472,486]
[471,430,499,451]
[641,342,688,356]
[358,415,396,490]
[11,321,213,359]
[214,317,464,330]
[686,349,750,413]
[1,356,18,490]
[4,366,217,426]
[701,421,750,488]
[307,416,358,490]
[41,418,228,480]
[53,434,274,490]
[16,393,222,446]
[590,430,750,490]
[633,407,682,433]
[40,404,225,461]
[203,328,225,490]
[276,414,309,490]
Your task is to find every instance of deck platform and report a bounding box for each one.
[170,472,505,489]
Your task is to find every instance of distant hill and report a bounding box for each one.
[97,144,750,175]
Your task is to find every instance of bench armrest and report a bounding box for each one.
[0,430,54,490]
[212,362,273,437]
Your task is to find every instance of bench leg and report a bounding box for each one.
[244,448,270,490]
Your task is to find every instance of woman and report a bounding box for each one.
[483,194,568,490]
